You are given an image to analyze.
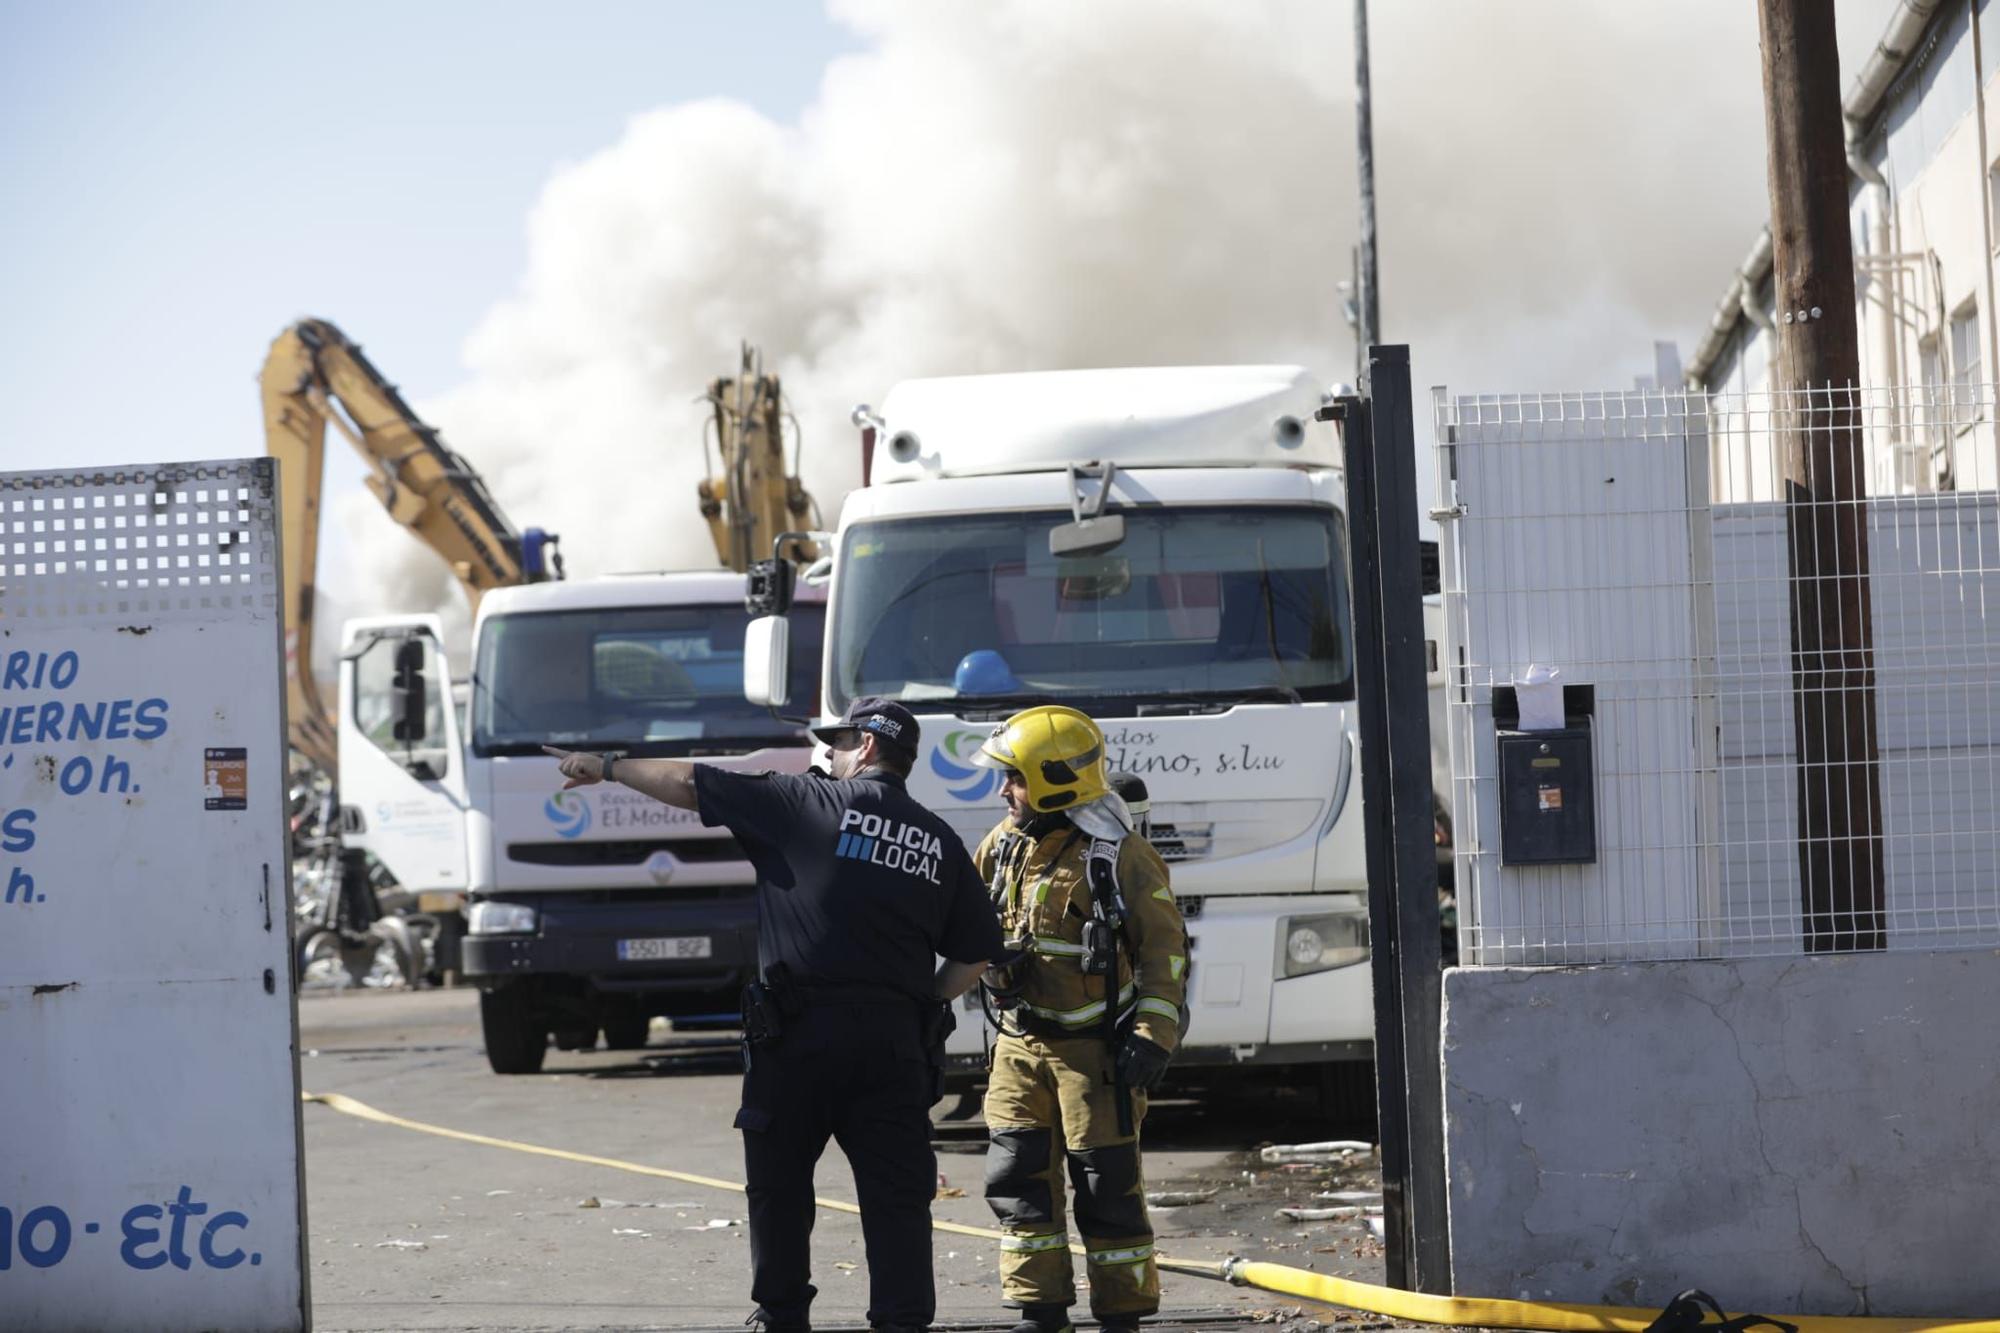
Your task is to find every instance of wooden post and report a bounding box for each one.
[1354,0,1380,354]
[1756,0,1886,950]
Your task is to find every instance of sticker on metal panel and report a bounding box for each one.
[1537,785,1563,813]
[203,747,247,810]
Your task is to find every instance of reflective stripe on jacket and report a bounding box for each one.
[975,819,1189,1052]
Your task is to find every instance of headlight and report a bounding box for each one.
[1281,912,1368,977]
[467,901,537,935]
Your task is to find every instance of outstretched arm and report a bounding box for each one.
[543,746,698,811]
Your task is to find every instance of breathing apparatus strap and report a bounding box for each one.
[1080,829,1135,1136]
[1083,834,1129,930]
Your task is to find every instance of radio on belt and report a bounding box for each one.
[1495,676,1597,866]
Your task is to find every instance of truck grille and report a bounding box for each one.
[507,837,747,867]
[1146,822,1213,862]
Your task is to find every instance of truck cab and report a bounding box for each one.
[341,570,824,1073]
[752,366,1376,1094]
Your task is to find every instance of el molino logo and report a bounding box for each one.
[929,731,998,802]
[544,790,592,839]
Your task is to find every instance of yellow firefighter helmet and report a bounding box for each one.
[972,704,1109,812]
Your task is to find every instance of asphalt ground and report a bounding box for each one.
[298,988,1395,1333]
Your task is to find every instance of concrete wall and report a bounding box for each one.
[1442,950,2000,1315]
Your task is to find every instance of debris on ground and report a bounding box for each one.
[1146,1189,1218,1207]
[582,1197,700,1209]
[936,1185,967,1199]
[610,1228,651,1238]
[1257,1140,1373,1165]
[374,1239,428,1251]
[1137,1118,1388,1277]
[683,1218,739,1231]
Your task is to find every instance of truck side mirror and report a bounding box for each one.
[744,616,791,709]
[391,637,429,743]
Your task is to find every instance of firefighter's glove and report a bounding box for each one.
[1116,1031,1172,1092]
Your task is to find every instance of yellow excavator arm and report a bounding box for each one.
[261,318,558,775]
[697,343,819,572]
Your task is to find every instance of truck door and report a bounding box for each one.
[338,614,469,891]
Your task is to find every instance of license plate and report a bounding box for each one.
[617,936,713,962]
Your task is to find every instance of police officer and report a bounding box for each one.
[967,706,1189,1333]
[546,695,1003,1333]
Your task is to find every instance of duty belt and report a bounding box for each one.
[792,980,916,1007]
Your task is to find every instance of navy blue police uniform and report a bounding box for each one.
[694,697,1003,1333]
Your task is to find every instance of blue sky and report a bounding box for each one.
[0,2,856,486]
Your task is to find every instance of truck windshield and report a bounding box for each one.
[831,506,1351,714]
[472,603,824,756]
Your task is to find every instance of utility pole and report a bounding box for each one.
[1755,0,1886,950]
[1354,0,1380,357]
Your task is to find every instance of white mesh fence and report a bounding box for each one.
[1437,384,2000,965]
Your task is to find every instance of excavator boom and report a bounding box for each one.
[698,344,819,572]
[262,318,554,776]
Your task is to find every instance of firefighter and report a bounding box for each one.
[969,705,1189,1333]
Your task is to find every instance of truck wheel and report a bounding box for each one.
[480,986,548,1075]
[603,1016,650,1051]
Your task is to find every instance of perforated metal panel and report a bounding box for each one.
[0,459,278,625]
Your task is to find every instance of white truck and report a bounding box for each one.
[746,365,1378,1106]
[341,571,824,1073]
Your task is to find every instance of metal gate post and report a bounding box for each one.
[1324,344,1449,1292]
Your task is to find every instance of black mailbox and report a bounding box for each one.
[1498,726,1596,866]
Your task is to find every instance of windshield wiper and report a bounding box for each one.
[479,738,640,757]
[1132,687,1302,716]
[940,691,1063,722]
[1227,684,1304,705]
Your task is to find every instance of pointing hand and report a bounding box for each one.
[542,745,604,789]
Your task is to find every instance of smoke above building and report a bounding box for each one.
[329,0,1897,633]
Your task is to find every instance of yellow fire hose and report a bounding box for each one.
[304,1092,1998,1333]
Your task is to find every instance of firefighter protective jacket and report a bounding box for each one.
[973,819,1189,1052]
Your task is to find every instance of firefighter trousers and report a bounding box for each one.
[982,1028,1158,1318]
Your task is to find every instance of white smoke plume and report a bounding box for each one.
[332,0,1895,634]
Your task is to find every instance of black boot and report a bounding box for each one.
[1098,1321,1143,1333]
[1007,1304,1073,1333]
[744,1310,809,1333]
